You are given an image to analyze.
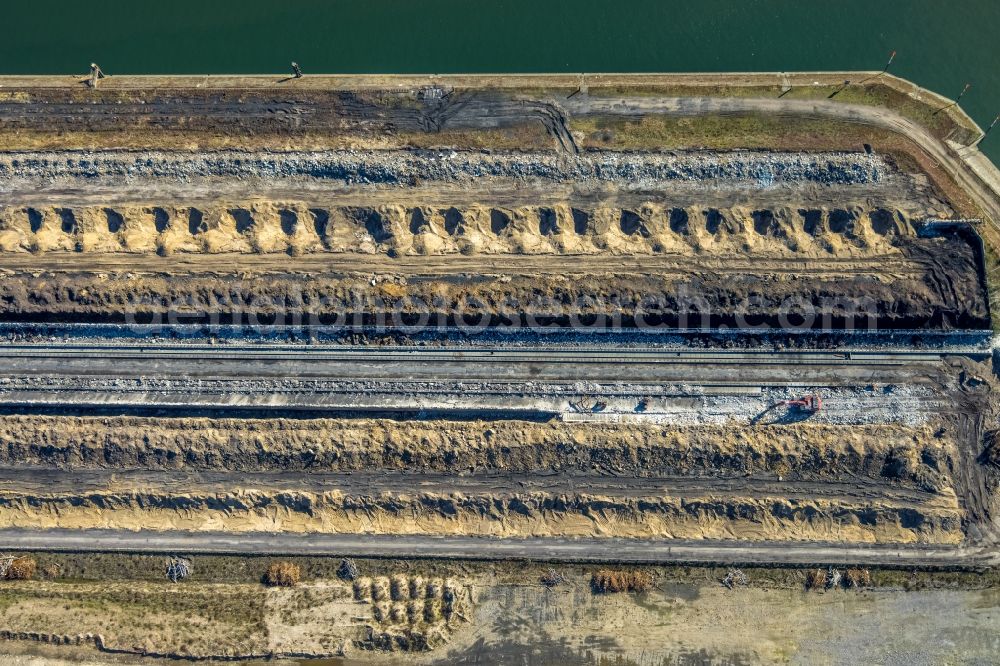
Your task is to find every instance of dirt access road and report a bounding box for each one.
[567,91,1000,228]
[0,528,995,568]
[0,467,941,505]
[3,72,994,216]
[0,344,959,420]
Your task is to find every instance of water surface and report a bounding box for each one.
[1,0,998,162]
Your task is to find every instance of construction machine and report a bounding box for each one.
[778,394,822,413]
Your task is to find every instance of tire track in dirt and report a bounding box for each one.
[0,468,947,505]
[954,409,1000,545]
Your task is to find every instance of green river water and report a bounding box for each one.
[0,0,998,162]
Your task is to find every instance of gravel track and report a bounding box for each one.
[0,149,889,187]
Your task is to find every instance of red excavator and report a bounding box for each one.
[779,394,823,413]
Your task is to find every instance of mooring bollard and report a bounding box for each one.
[88,63,106,88]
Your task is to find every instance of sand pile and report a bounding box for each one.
[0,203,916,257]
[0,486,962,544]
[0,415,955,490]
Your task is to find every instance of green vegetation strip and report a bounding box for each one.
[5,553,997,591]
[583,81,979,142]
[573,112,901,151]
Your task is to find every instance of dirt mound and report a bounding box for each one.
[0,231,985,330]
[0,203,918,257]
[0,415,954,490]
[355,574,470,652]
[0,486,963,544]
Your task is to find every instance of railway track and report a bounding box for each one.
[0,342,959,418]
[0,251,933,276]
[0,343,962,390]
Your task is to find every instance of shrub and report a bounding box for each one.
[5,557,36,580]
[590,569,653,594]
[804,568,827,590]
[844,568,873,589]
[263,561,301,587]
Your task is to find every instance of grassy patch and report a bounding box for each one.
[585,81,980,142]
[586,83,786,99]
[399,123,552,150]
[570,111,940,153]
[0,123,553,152]
[20,554,1000,592]
[24,552,475,584]
[497,561,1000,593]
[0,580,268,656]
[573,113,877,151]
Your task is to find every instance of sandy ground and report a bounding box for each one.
[0,570,471,659]
[0,415,970,544]
[0,416,956,481]
[0,72,996,663]
[441,578,1000,665]
[0,572,999,665]
[0,200,933,258]
[0,489,964,544]
[0,76,990,334]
